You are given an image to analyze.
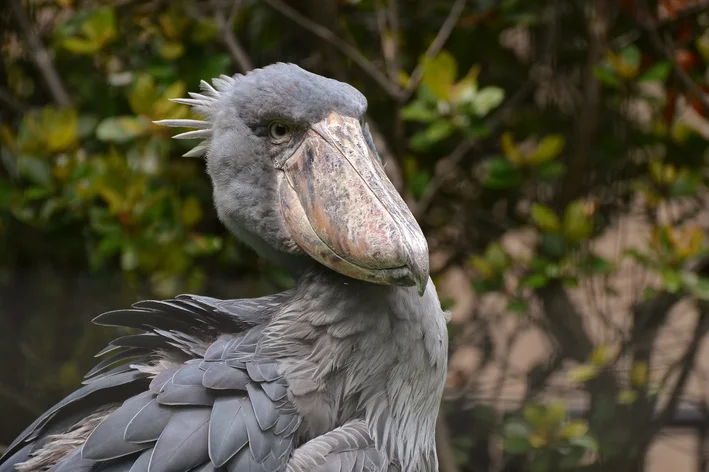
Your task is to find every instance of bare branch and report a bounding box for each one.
[9,0,71,108]
[374,0,401,83]
[402,0,466,101]
[262,0,402,100]
[214,2,253,73]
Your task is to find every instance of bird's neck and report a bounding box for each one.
[267,265,448,471]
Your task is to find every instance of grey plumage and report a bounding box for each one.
[1,63,448,472]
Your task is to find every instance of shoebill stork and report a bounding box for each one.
[0,63,449,472]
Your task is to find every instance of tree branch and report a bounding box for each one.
[562,0,609,203]
[646,302,709,436]
[262,0,402,100]
[214,3,253,73]
[402,0,466,101]
[9,0,71,108]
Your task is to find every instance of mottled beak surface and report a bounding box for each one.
[279,113,429,294]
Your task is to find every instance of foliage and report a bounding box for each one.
[2,0,709,470]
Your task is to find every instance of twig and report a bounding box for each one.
[402,0,467,101]
[214,2,253,73]
[263,0,402,100]
[637,0,709,111]
[374,0,400,83]
[0,87,27,113]
[9,0,71,108]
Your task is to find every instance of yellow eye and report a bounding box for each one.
[268,122,290,141]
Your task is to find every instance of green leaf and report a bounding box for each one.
[120,244,139,271]
[62,37,100,54]
[569,435,598,453]
[661,268,681,293]
[528,135,565,165]
[580,254,614,275]
[620,45,641,73]
[400,102,439,123]
[96,116,150,143]
[484,243,507,271]
[531,204,560,232]
[593,65,621,88]
[523,404,546,428]
[536,161,567,180]
[470,86,505,116]
[568,364,599,383]
[639,61,672,82]
[562,201,592,242]
[409,120,454,151]
[521,273,548,288]
[559,420,588,440]
[420,50,457,101]
[682,274,709,300]
[617,389,637,405]
[17,156,52,186]
[669,171,701,197]
[181,196,203,226]
[483,157,523,189]
[507,298,529,313]
[503,422,533,454]
[159,41,184,60]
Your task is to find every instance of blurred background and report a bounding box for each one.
[2,0,709,470]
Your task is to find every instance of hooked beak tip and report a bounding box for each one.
[407,256,429,297]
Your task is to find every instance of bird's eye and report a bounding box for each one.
[268,122,290,141]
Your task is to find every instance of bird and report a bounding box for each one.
[0,63,449,472]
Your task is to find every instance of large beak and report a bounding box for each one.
[278,113,429,295]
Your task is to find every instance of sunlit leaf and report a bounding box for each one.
[160,41,184,60]
[562,201,593,242]
[546,401,566,426]
[420,50,457,101]
[531,203,560,232]
[617,389,638,405]
[568,364,598,383]
[181,196,203,227]
[559,420,588,440]
[500,132,523,166]
[590,344,615,367]
[401,102,439,123]
[639,61,671,82]
[96,116,150,142]
[470,86,504,117]
[528,134,565,165]
[631,361,648,387]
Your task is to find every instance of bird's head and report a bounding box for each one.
[156,63,429,294]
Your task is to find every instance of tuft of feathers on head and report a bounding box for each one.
[153,73,241,158]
